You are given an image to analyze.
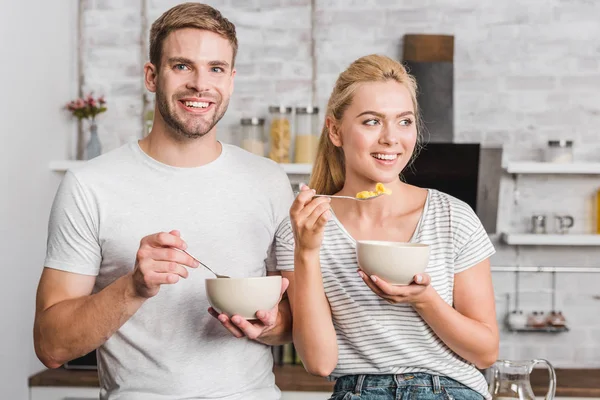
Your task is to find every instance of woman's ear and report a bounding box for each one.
[326,117,342,147]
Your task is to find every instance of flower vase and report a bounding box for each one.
[86,121,102,160]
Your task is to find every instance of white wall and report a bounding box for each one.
[0,1,77,398]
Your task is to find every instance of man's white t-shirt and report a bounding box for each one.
[44,141,294,400]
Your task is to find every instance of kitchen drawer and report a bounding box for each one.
[30,386,99,400]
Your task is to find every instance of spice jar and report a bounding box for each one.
[547,311,566,327]
[294,106,320,164]
[527,311,547,328]
[240,117,266,156]
[267,106,292,163]
[507,310,527,330]
[545,140,573,163]
[531,215,547,234]
[596,188,600,234]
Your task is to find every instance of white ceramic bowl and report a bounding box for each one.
[356,241,430,285]
[205,275,282,319]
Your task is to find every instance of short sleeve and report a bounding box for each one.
[274,217,295,271]
[453,202,496,274]
[44,171,102,276]
[265,166,294,272]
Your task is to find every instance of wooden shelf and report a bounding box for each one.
[502,233,600,246]
[506,324,569,333]
[50,160,312,175]
[504,161,600,174]
[30,365,333,392]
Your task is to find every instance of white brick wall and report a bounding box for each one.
[81,0,600,367]
[82,0,143,148]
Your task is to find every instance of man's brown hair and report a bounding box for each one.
[149,2,238,70]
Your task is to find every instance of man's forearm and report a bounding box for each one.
[257,297,293,346]
[35,273,145,368]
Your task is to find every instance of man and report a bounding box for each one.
[34,3,293,399]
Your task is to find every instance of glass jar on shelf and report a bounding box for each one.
[267,106,293,163]
[596,188,600,234]
[240,117,266,156]
[545,140,573,163]
[294,106,320,164]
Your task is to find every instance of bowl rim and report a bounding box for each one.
[205,275,283,282]
[356,240,429,248]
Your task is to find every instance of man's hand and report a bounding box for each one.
[208,277,290,343]
[131,230,199,299]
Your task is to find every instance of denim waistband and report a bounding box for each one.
[334,373,470,394]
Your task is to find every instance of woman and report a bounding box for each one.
[275,54,498,400]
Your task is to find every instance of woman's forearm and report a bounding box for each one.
[413,287,499,368]
[289,250,338,376]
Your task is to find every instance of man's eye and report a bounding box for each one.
[211,67,224,73]
[364,119,379,126]
[399,118,413,126]
[174,64,189,71]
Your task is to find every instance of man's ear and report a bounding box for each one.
[144,62,158,93]
[229,68,236,96]
[326,117,342,147]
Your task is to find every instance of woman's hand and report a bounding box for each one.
[290,184,331,253]
[357,270,436,307]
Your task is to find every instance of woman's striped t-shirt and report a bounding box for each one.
[275,189,495,400]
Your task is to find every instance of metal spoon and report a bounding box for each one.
[294,192,385,201]
[181,249,230,278]
[313,193,385,201]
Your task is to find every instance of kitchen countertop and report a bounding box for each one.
[29,366,600,397]
[530,368,600,397]
[28,365,334,392]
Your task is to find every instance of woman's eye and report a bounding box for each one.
[364,119,379,126]
[174,64,189,71]
[399,118,413,126]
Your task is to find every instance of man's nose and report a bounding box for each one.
[186,70,210,94]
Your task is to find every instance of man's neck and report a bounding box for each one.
[138,126,222,168]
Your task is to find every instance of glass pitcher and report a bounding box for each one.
[488,359,556,400]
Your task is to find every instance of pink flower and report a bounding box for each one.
[65,92,107,120]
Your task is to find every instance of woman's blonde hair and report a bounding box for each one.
[309,54,423,195]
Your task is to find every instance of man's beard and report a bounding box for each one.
[156,87,229,140]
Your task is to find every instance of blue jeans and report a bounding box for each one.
[328,373,484,400]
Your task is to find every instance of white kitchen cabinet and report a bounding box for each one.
[30,386,99,400]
